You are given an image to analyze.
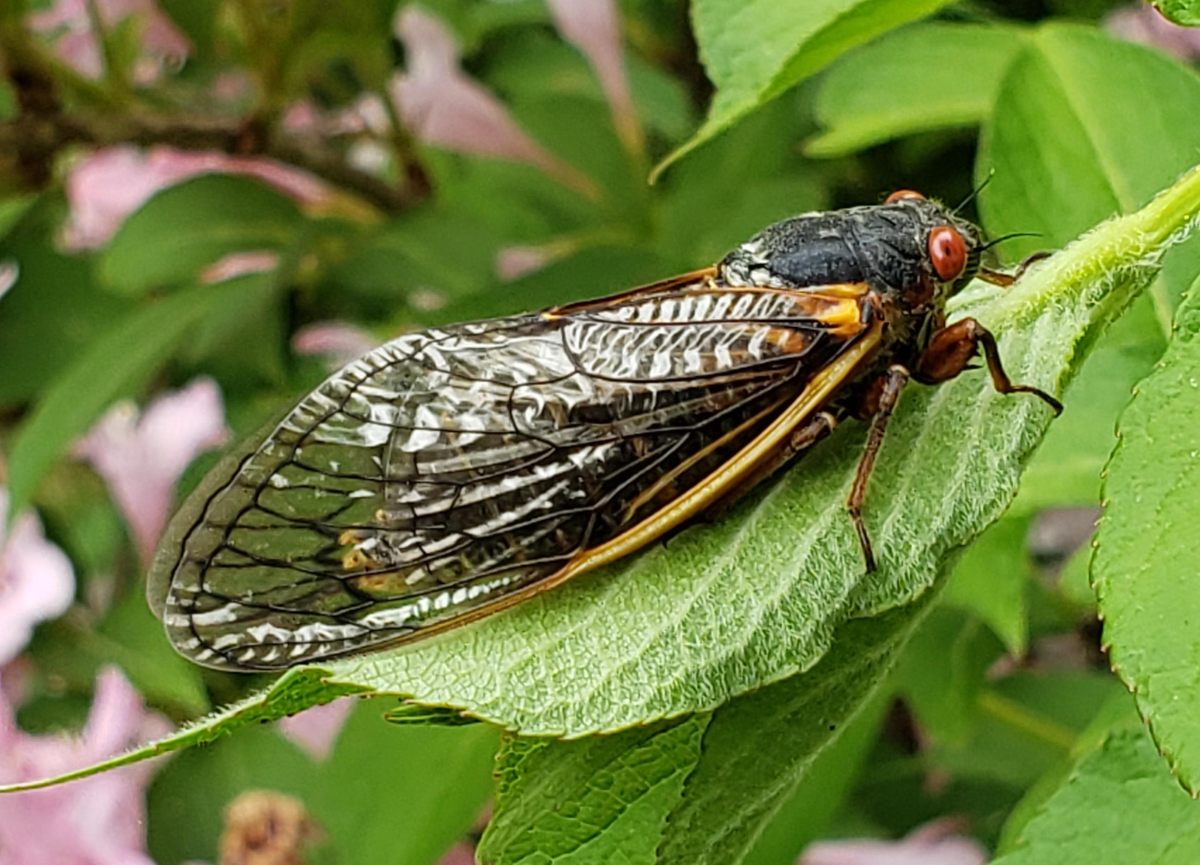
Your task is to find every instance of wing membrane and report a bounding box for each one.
[153,277,875,669]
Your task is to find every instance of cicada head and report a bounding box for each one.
[718,190,985,308]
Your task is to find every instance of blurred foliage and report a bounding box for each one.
[3,0,1200,863]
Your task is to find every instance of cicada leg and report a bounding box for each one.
[914,317,1062,414]
[847,365,909,573]
[701,411,839,524]
[978,251,1052,287]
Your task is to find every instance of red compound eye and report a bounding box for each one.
[885,189,925,204]
[928,225,968,282]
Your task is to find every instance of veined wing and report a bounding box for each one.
[150,275,877,670]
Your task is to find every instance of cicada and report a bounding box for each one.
[149,190,1061,671]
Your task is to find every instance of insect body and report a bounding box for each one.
[149,191,1060,671]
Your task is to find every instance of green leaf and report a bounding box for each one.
[896,607,1005,745]
[483,29,694,146]
[1155,1,1200,26]
[480,600,926,865]
[0,194,35,239]
[316,165,1200,736]
[155,0,218,58]
[1093,277,1200,793]
[435,245,665,323]
[936,671,1119,789]
[328,209,501,305]
[5,284,239,521]
[980,23,1200,510]
[315,712,496,865]
[806,22,1027,157]
[741,691,887,865]
[100,175,303,296]
[979,23,1200,302]
[0,78,15,120]
[183,271,289,391]
[943,515,1033,654]
[481,718,707,864]
[0,202,134,407]
[660,605,925,865]
[995,689,1139,856]
[652,0,957,179]
[993,728,1200,864]
[657,95,824,271]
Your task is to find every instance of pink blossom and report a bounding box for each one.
[209,72,253,105]
[200,251,280,284]
[280,96,393,177]
[277,699,354,761]
[0,261,17,300]
[1106,4,1200,60]
[495,246,554,281]
[0,666,170,865]
[0,489,75,665]
[292,321,380,368]
[437,843,477,865]
[27,0,188,84]
[75,378,229,567]
[494,237,584,281]
[0,489,74,667]
[408,289,448,313]
[547,0,642,153]
[800,819,987,865]
[391,7,597,199]
[282,95,390,139]
[63,146,332,250]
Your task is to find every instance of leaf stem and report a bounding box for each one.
[977,690,1078,751]
[986,162,1200,330]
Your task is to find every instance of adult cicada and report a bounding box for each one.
[149,191,1061,671]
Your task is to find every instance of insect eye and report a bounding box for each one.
[928,225,968,281]
[885,189,925,204]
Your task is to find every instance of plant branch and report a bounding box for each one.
[0,105,423,212]
[0,27,421,214]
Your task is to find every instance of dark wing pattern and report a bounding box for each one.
[152,277,873,669]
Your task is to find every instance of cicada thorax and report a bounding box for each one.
[717,194,984,385]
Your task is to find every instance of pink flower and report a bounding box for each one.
[800,819,987,865]
[0,666,169,865]
[292,321,379,369]
[547,0,642,153]
[75,378,230,567]
[63,146,332,250]
[0,261,17,301]
[437,843,477,865]
[390,7,597,198]
[495,245,554,281]
[494,236,586,281]
[1106,4,1200,60]
[200,251,280,284]
[0,489,75,665]
[277,699,354,761]
[27,0,188,84]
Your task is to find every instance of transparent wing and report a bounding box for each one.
[152,278,872,669]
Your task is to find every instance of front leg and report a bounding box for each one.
[914,317,1063,414]
[978,251,1052,287]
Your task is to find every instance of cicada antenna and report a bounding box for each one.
[953,170,995,216]
[979,231,1043,254]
